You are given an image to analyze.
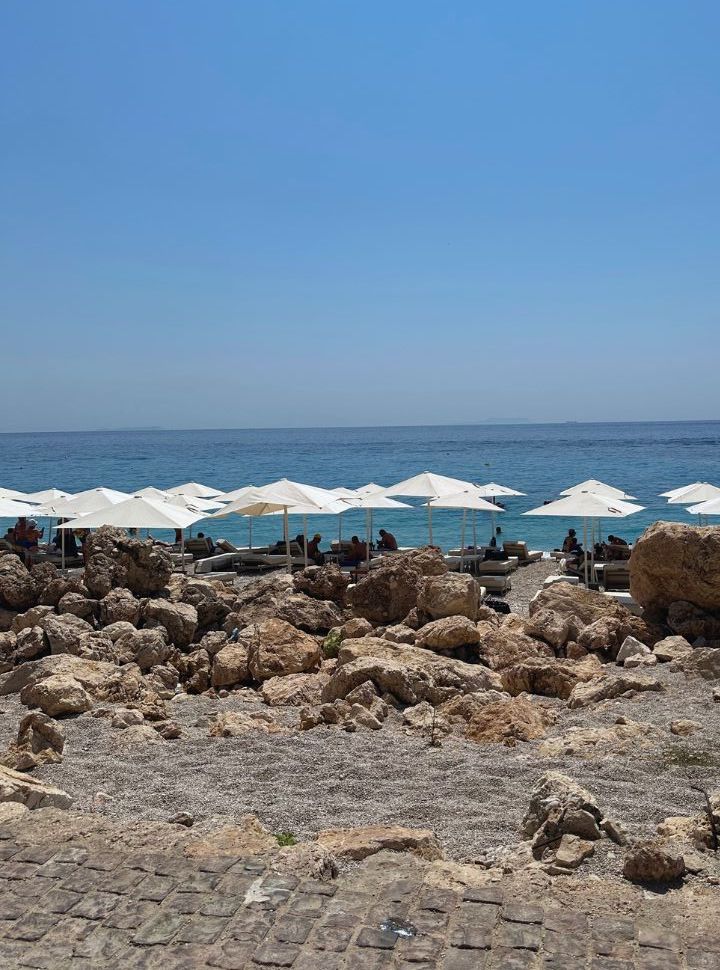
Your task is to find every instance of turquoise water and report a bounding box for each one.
[1,422,718,552]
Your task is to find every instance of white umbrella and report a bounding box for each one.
[341,494,411,567]
[216,485,257,502]
[133,487,222,512]
[355,482,386,496]
[524,491,644,586]
[167,482,224,499]
[35,487,132,518]
[561,479,637,500]
[667,483,720,505]
[383,471,475,544]
[22,488,73,504]
[427,489,502,570]
[474,482,526,499]
[688,497,720,516]
[0,488,29,500]
[0,498,37,517]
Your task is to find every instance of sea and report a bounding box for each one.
[1,422,719,553]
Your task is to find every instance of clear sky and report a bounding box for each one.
[2,1,718,432]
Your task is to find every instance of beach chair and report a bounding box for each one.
[602,562,631,592]
[184,537,214,560]
[502,541,543,564]
[473,560,514,575]
[480,574,512,594]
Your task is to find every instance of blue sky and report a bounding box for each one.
[2,1,718,431]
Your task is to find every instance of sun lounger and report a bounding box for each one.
[601,562,631,592]
[473,560,514,575]
[480,575,512,594]
[502,541,543,564]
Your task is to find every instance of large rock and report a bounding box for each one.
[477,621,554,670]
[43,614,95,655]
[174,649,211,693]
[538,719,658,758]
[242,619,321,681]
[416,573,481,621]
[529,582,659,656]
[502,656,602,700]
[58,592,97,620]
[20,674,92,717]
[143,599,198,649]
[415,616,481,653]
[211,643,251,688]
[99,588,141,627]
[11,626,47,664]
[322,637,502,706]
[347,547,448,624]
[209,711,287,737]
[523,772,614,847]
[294,564,349,606]
[666,601,720,644]
[0,764,72,809]
[0,556,37,611]
[653,635,693,662]
[2,712,65,771]
[671,648,720,680]
[84,527,173,597]
[115,628,172,672]
[568,671,664,708]
[317,825,443,861]
[11,605,54,633]
[227,573,341,634]
[623,840,685,883]
[466,697,555,745]
[630,521,720,618]
[261,672,329,707]
[169,576,233,628]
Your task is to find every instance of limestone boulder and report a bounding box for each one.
[568,672,664,708]
[11,606,54,633]
[502,655,602,700]
[209,711,287,737]
[84,527,173,597]
[99,588,141,627]
[102,621,137,643]
[653,635,693,662]
[415,616,481,653]
[529,582,659,657]
[211,643,251,688]
[322,637,502,706]
[623,840,685,883]
[226,572,341,634]
[198,630,228,656]
[58,592,97,620]
[115,628,172,672]
[383,624,416,645]
[143,599,198,649]
[316,825,443,862]
[261,672,329,707]
[21,674,92,717]
[294,564,349,606]
[11,626,48,664]
[616,636,651,664]
[341,618,374,639]
[416,573,481,621]
[539,719,658,758]
[465,697,556,745]
[43,614,95,655]
[0,654,117,697]
[671,648,720,680]
[172,577,232,629]
[348,547,448,624]
[243,619,321,681]
[0,764,72,809]
[666,601,720,644]
[2,712,65,771]
[523,772,621,851]
[174,649,211,694]
[476,622,554,671]
[630,521,720,618]
[0,556,37,611]
[275,594,342,634]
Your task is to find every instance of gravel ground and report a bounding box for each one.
[503,559,558,615]
[1,663,714,884]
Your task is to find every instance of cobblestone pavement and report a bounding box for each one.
[0,814,718,970]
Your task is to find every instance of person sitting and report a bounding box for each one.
[197,532,215,554]
[295,533,306,551]
[347,535,368,565]
[306,533,323,564]
[377,528,397,551]
[561,528,578,554]
[16,518,43,564]
[608,534,628,546]
[52,521,79,557]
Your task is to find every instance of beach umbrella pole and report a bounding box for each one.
[428,505,433,546]
[249,517,253,551]
[583,518,589,587]
[460,509,467,573]
[472,509,477,551]
[61,526,65,575]
[303,514,308,568]
[284,508,291,573]
[181,530,186,575]
[365,509,371,568]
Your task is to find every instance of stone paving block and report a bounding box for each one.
[294,952,343,970]
[200,893,242,918]
[137,874,177,901]
[687,933,720,954]
[176,870,221,893]
[637,950,683,970]
[36,861,79,880]
[594,940,635,960]
[0,892,31,919]
[72,891,120,920]
[133,911,188,946]
[175,913,229,944]
[637,923,682,951]
[159,944,223,969]
[486,948,537,969]
[0,861,38,880]
[83,850,126,871]
[216,873,255,896]
[262,874,300,893]
[104,898,160,929]
[310,923,355,951]
[164,892,210,914]
[367,901,411,925]
[252,940,301,966]
[52,847,89,865]
[285,892,327,918]
[5,911,61,941]
[208,942,255,970]
[591,960,636,970]
[197,855,243,874]
[227,911,274,943]
[298,879,337,896]
[43,915,97,943]
[593,917,636,942]
[38,888,82,914]
[449,924,492,949]
[396,962,438,970]
[543,909,589,935]
[73,924,130,960]
[326,891,372,917]
[412,909,450,934]
[397,933,445,962]
[496,921,542,951]
[61,867,103,894]
[14,845,57,865]
[96,865,146,894]
[14,876,55,898]
[0,842,20,861]
[444,947,489,968]
[355,926,398,949]
[17,943,75,968]
[502,903,544,924]
[454,901,498,929]
[462,885,503,906]
[687,951,720,969]
[271,915,315,945]
[320,910,363,930]
[417,889,461,913]
[343,950,394,970]
[543,928,588,957]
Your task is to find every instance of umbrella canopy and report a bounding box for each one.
[35,487,132,518]
[167,482,224,499]
[524,492,644,586]
[216,485,257,502]
[0,488,29,500]
[134,487,222,512]
[688,497,720,516]
[560,479,637,500]
[330,486,358,498]
[383,471,475,545]
[474,482,526,498]
[667,483,720,505]
[355,483,386,496]
[56,495,206,531]
[660,483,702,499]
[0,498,38,517]
[22,488,73,504]
[426,489,500,512]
